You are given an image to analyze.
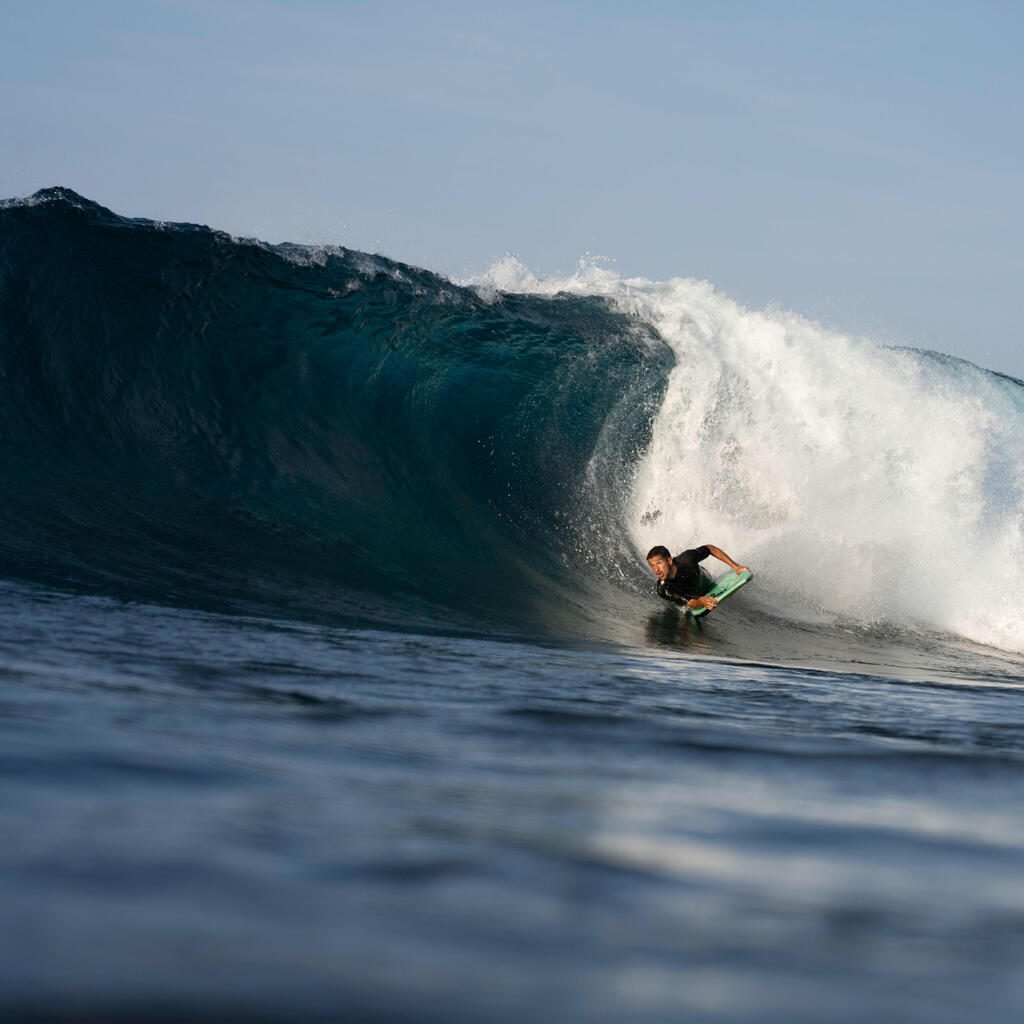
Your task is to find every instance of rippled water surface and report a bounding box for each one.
[4,579,1024,1023]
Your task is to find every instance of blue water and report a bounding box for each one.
[2,189,1024,1022]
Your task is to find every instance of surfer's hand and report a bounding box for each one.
[734,565,750,574]
[696,595,718,611]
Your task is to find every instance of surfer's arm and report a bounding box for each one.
[705,545,749,574]
[686,595,719,611]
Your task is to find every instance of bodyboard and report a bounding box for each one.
[687,570,753,617]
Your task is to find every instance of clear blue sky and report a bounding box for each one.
[4,0,1022,378]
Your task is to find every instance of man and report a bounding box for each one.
[647,544,750,613]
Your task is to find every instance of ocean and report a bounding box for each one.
[2,188,1023,1022]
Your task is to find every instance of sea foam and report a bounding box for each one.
[471,259,1024,653]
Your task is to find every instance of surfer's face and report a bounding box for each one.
[647,555,671,581]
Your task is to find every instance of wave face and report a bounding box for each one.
[0,189,671,630]
[2,189,1023,655]
[476,259,1024,653]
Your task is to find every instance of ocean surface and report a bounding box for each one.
[2,188,1023,1022]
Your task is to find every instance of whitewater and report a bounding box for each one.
[3,189,1024,1023]
[474,256,1024,655]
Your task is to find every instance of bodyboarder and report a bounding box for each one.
[646,545,750,613]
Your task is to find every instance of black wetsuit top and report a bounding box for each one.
[657,547,714,607]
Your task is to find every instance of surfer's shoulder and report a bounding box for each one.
[676,545,711,561]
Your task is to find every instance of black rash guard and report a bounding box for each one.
[657,546,714,607]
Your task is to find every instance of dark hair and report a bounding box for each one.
[646,545,671,561]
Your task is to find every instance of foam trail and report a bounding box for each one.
[470,260,1024,653]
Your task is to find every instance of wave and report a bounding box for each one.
[2,188,1022,656]
[0,188,670,632]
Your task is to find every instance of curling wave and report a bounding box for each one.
[2,189,1022,655]
[0,188,670,631]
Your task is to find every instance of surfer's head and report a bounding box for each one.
[646,546,672,581]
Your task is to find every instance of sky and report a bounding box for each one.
[3,0,1023,378]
